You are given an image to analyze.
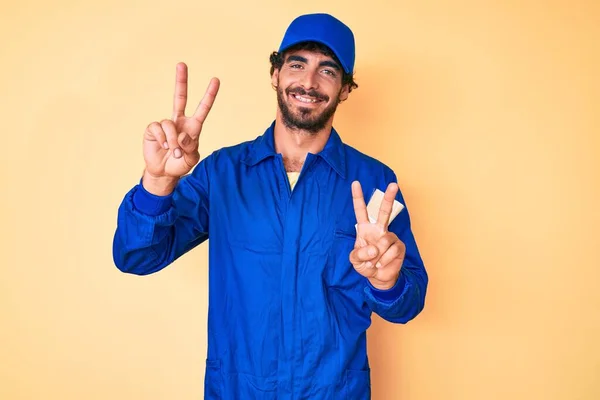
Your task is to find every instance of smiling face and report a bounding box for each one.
[272,48,350,134]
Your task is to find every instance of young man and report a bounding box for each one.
[113,13,428,399]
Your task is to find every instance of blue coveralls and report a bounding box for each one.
[113,122,428,399]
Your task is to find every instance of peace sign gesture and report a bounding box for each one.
[143,62,220,185]
[349,181,406,290]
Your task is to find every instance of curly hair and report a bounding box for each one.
[269,41,358,92]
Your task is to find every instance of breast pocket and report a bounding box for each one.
[226,217,283,255]
[326,220,363,291]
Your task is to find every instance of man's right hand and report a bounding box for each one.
[142,62,220,195]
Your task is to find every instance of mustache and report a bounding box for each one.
[286,87,329,102]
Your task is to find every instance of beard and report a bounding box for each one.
[276,82,342,134]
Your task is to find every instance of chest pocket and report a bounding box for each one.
[326,218,364,291]
[227,218,283,255]
[220,191,284,255]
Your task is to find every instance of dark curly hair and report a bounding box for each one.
[269,41,358,93]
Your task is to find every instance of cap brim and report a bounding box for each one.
[279,37,352,74]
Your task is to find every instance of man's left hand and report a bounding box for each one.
[349,181,406,290]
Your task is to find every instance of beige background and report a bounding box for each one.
[1,0,599,399]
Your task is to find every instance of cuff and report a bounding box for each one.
[367,272,407,303]
[132,181,173,216]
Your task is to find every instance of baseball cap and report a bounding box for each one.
[278,13,356,74]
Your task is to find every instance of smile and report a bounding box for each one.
[291,93,322,105]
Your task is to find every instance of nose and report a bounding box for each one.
[299,69,319,91]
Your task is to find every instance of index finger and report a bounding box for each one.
[172,62,188,119]
[351,181,369,224]
[377,182,399,228]
[192,77,220,124]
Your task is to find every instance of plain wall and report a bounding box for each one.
[1,0,599,399]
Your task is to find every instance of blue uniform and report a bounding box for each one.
[113,122,428,399]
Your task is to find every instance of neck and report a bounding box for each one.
[273,112,332,172]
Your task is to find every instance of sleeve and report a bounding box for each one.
[111,156,212,275]
[363,168,429,324]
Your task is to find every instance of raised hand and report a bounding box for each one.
[349,181,406,290]
[142,62,220,194]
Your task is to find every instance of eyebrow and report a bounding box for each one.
[285,55,341,71]
[286,55,308,64]
[319,60,341,71]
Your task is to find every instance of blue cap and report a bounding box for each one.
[278,13,355,74]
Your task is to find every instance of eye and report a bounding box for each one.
[289,64,303,69]
[322,69,337,77]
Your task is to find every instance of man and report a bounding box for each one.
[113,13,428,399]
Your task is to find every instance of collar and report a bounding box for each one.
[241,121,347,179]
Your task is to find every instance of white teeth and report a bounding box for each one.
[294,95,317,103]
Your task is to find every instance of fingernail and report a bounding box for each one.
[368,247,376,257]
[174,148,182,158]
[366,262,373,268]
[163,142,169,149]
[376,262,382,268]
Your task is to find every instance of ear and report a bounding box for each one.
[271,69,279,89]
[339,83,350,102]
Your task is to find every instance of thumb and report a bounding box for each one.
[349,244,378,265]
[178,132,197,153]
